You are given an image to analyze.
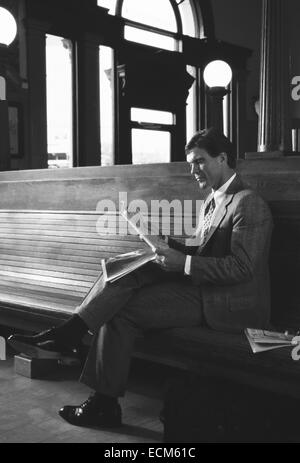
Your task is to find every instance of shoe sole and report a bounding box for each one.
[59,409,122,428]
[8,339,76,361]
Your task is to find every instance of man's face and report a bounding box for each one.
[187,147,224,190]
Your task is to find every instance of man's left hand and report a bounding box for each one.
[155,247,186,273]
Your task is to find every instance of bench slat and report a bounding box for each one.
[0,263,98,281]
[0,292,76,313]
[0,283,83,305]
[0,237,142,252]
[0,269,93,287]
[0,257,101,275]
[0,248,119,263]
[0,232,141,246]
[0,253,102,270]
[0,273,89,295]
[0,278,87,298]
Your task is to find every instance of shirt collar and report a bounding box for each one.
[209,172,236,205]
[211,173,237,204]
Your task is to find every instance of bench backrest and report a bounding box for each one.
[0,210,148,315]
[0,159,299,330]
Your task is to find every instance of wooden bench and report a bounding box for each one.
[0,209,145,331]
[1,160,300,397]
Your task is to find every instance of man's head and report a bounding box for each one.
[185,127,236,190]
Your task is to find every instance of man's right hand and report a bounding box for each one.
[139,233,169,252]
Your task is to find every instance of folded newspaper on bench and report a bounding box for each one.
[245,328,299,353]
[101,209,167,283]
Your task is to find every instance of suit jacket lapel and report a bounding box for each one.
[197,174,245,251]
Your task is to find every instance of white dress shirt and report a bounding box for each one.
[184,173,237,275]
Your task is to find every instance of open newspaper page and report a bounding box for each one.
[101,249,157,283]
[245,328,298,353]
[120,209,163,252]
[101,209,168,283]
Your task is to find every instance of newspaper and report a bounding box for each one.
[245,328,299,354]
[101,209,167,283]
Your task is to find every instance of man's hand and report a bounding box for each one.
[155,247,186,273]
[139,233,169,251]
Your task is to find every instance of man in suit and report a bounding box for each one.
[8,127,273,428]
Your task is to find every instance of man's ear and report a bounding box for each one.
[219,152,228,164]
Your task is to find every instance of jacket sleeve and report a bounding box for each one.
[190,192,273,286]
[168,237,198,256]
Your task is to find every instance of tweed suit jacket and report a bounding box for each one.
[170,175,273,333]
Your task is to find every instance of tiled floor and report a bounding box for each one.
[0,352,167,443]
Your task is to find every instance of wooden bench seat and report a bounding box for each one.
[135,326,300,398]
[1,160,300,398]
[0,209,146,330]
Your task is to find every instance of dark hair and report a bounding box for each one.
[185,127,236,169]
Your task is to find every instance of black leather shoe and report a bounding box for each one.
[8,327,58,346]
[8,330,82,360]
[59,396,122,428]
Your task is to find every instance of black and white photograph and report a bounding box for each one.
[0,0,299,446]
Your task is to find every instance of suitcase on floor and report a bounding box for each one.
[163,376,299,443]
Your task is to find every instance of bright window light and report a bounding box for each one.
[122,0,177,32]
[186,65,197,142]
[124,26,176,51]
[132,129,170,164]
[178,0,197,38]
[131,108,173,125]
[99,45,114,165]
[46,35,73,169]
[97,0,117,14]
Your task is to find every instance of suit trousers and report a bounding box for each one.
[76,263,203,397]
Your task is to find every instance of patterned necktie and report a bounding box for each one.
[201,197,216,245]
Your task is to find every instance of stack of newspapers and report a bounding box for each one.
[245,328,299,353]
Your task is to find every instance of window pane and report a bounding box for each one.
[124,26,176,51]
[132,129,170,164]
[97,0,117,14]
[131,108,173,125]
[99,45,114,165]
[122,0,177,32]
[186,66,197,142]
[179,0,197,37]
[46,35,73,169]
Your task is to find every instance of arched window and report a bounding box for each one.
[97,0,204,164]
[98,0,199,51]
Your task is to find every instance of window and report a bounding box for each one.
[46,35,73,169]
[132,129,171,164]
[120,0,180,51]
[124,26,176,51]
[97,0,201,164]
[97,0,117,14]
[99,45,114,165]
[186,65,197,142]
[178,0,198,38]
[121,0,177,32]
[131,108,174,125]
[131,108,174,164]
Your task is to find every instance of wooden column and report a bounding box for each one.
[26,19,49,169]
[257,0,291,154]
[76,33,100,167]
